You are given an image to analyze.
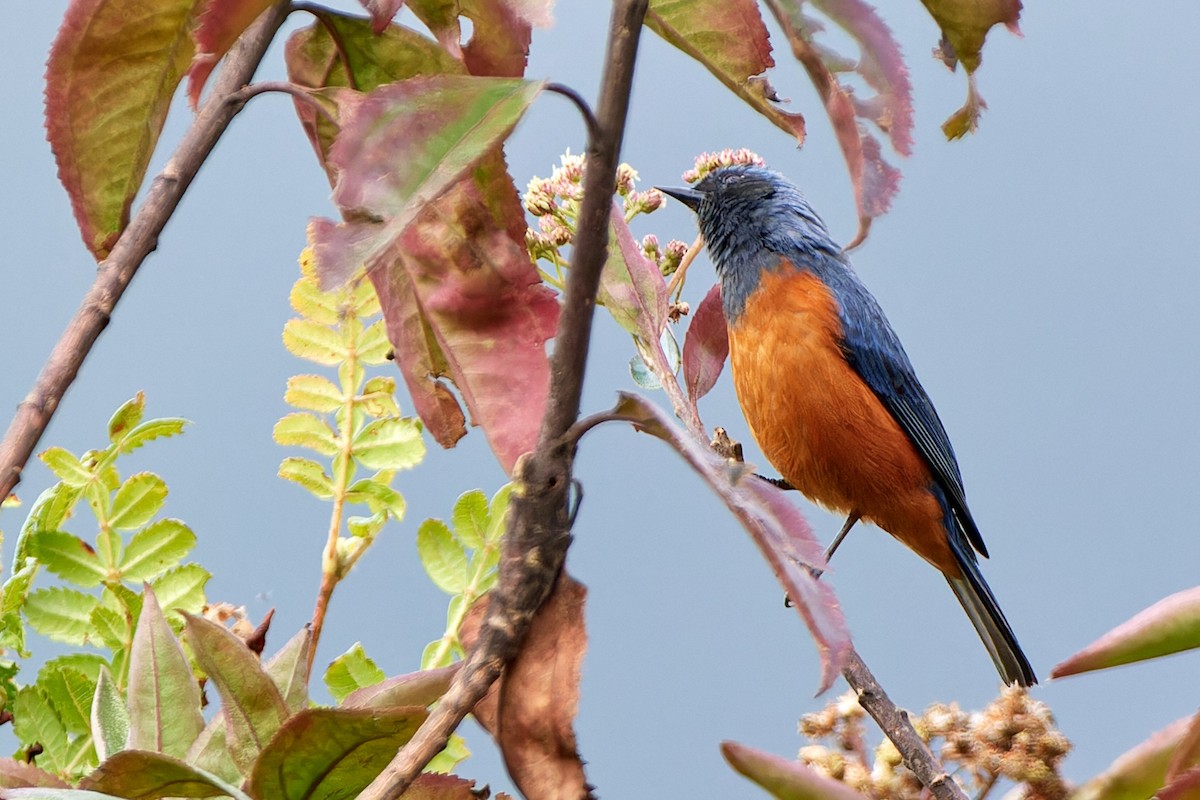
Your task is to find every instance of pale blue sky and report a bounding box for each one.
[5,2,1199,797]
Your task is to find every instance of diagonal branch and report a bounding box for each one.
[0,1,291,500]
[357,1,650,798]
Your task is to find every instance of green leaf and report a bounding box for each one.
[24,587,98,645]
[18,484,84,564]
[91,666,129,762]
[272,412,340,456]
[79,750,246,800]
[352,417,425,470]
[357,320,392,364]
[358,376,400,418]
[324,643,386,704]
[42,654,109,684]
[119,519,196,582]
[184,614,289,775]
[723,740,864,800]
[12,686,69,774]
[39,447,92,488]
[107,393,146,444]
[247,707,428,800]
[344,477,406,518]
[116,418,188,455]
[417,519,468,594]
[28,531,106,587]
[148,564,210,618]
[1,561,40,655]
[342,664,459,709]
[427,732,470,774]
[108,472,167,530]
[38,666,95,736]
[89,606,128,650]
[451,490,488,551]
[486,483,514,542]
[183,717,240,786]
[284,374,343,413]
[282,318,348,365]
[264,627,312,714]
[127,587,204,758]
[289,271,340,326]
[278,457,334,499]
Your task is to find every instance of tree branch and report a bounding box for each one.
[0,2,291,501]
[357,1,650,797]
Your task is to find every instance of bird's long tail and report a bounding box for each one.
[946,543,1037,687]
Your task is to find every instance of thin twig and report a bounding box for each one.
[0,2,291,501]
[357,2,650,797]
[547,83,600,142]
[228,81,340,126]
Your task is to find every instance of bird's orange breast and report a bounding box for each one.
[727,264,959,576]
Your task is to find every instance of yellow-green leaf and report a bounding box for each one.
[108,472,168,530]
[273,412,340,456]
[285,374,343,413]
[282,318,348,365]
[352,417,425,470]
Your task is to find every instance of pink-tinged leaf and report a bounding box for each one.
[1072,717,1192,800]
[409,0,533,77]
[600,205,669,340]
[285,11,466,175]
[0,759,69,789]
[919,0,1022,138]
[367,155,559,472]
[682,283,729,409]
[79,750,238,798]
[595,392,850,692]
[360,0,409,33]
[503,0,554,28]
[310,75,544,287]
[645,0,806,145]
[127,586,204,758]
[1160,768,1200,800]
[722,741,864,800]
[767,0,909,244]
[342,664,460,708]
[1167,711,1200,789]
[186,0,275,107]
[1051,586,1200,678]
[45,0,197,259]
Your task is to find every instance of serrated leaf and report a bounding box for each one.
[12,687,69,773]
[352,417,425,470]
[185,0,278,107]
[127,588,204,758]
[451,490,488,551]
[41,654,108,684]
[344,477,406,518]
[288,272,341,326]
[272,413,340,456]
[79,749,243,799]
[358,320,392,364]
[149,564,210,618]
[107,394,146,444]
[284,374,343,413]
[28,531,106,587]
[417,519,468,594]
[24,587,98,645]
[0,562,39,655]
[38,447,93,488]
[485,483,513,543]
[184,614,288,774]
[278,457,334,499]
[117,418,188,455]
[247,707,428,800]
[18,484,84,564]
[39,666,95,736]
[91,666,128,763]
[324,643,385,704]
[265,627,312,714]
[282,318,347,365]
[119,519,196,582]
[108,473,168,530]
[89,606,127,651]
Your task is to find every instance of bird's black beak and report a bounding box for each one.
[656,186,705,211]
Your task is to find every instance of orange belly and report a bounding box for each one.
[728,266,959,576]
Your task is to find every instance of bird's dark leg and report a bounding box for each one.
[823,511,861,565]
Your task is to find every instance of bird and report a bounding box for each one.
[659,165,1036,686]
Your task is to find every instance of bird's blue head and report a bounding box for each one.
[659,166,843,321]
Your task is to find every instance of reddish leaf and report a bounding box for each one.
[461,575,590,800]
[45,0,197,258]
[1168,710,1200,785]
[0,759,69,789]
[342,663,460,708]
[368,154,559,473]
[682,283,729,409]
[1051,586,1200,678]
[645,0,806,146]
[591,393,850,692]
[768,0,911,243]
[1073,716,1192,800]
[284,13,465,176]
[80,750,236,798]
[400,773,483,799]
[186,0,275,107]
[409,0,533,77]
[722,741,864,800]
[1161,769,1200,800]
[600,205,669,340]
[919,0,1022,138]
[360,0,409,33]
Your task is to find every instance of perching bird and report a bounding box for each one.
[660,166,1035,686]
